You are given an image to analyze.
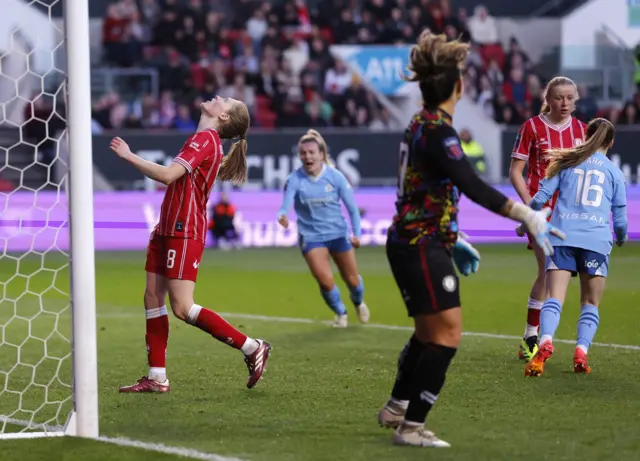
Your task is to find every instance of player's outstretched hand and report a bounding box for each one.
[452,231,480,276]
[277,214,289,229]
[350,236,361,249]
[109,137,132,159]
[616,235,627,247]
[522,208,566,256]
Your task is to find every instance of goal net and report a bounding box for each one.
[0,0,97,439]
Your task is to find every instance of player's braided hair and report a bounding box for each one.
[217,101,250,185]
[540,76,579,114]
[404,30,469,107]
[545,118,614,179]
[298,129,334,166]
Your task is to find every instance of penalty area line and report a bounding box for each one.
[97,311,640,351]
[97,436,246,461]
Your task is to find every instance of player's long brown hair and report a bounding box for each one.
[217,102,250,185]
[298,129,334,166]
[545,118,614,179]
[403,30,469,107]
[540,76,578,114]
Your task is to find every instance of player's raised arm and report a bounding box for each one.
[109,137,188,185]
[335,170,362,239]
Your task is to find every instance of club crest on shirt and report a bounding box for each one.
[575,138,583,146]
[325,184,333,192]
[443,137,464,159]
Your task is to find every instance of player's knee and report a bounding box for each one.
[581,297,599,307]
[342,272,360,288]
[415,311,462,348]
[431,326,461,348]
[316,274,335,292]
[168,299,192,321]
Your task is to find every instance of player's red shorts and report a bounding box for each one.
[526,188,560,250]
[145,233,205,282]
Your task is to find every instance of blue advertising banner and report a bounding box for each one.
[330,45,411,95]
[630,0,640,26]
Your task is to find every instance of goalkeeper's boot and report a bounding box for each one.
[119,376,170,393]
[525,341,554,377]
[573,348,592,374]
[356,302,370,324]
[245,339,272,389]
[393,423,450,448]
[378,400,407,429]
[518,335,539,361]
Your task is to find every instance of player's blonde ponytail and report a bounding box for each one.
[540,76,578,114]
[545,118,614,179]
[298,129,334,166]
[218,102,250,185]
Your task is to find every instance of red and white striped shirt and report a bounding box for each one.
[511,114,586,196]
[156,128,223,243]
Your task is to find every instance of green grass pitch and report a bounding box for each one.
[1,244,639,461]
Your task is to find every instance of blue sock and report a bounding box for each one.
[539,298,563,343]
[576,304,599,352]
[321,286,347,316]
[349,275,365,307]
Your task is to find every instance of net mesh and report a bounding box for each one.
[0,0,72,435]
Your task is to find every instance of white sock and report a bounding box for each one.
[576,344,588,354]
[524,298,543,338]
[145,306,168,320]
[401,420,423,429]
[149,367,167,382]
[241,338,260,355]
[540,334,553,345]
[388,397,409,411]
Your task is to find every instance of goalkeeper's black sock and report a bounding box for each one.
[404,343,457,424]
[390,334,426,402]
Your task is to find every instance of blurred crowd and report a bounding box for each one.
[93,0,636,131]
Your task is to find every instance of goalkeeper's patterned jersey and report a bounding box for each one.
[387,108,461,248]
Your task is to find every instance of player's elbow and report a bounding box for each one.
[162,163,188,185]
[161,171,181,185]
[159,174,173,186]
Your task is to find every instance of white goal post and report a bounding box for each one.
[0,0,98,440]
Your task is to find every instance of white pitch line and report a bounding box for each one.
[97,311,640,351]
[1,417,245,461]
[97,436,246,461]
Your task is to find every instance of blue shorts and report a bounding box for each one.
[299,236,352,255]
[546,246,609,277]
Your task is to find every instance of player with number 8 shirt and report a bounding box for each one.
[509,76,587,362]
[109,96,272,393]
